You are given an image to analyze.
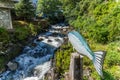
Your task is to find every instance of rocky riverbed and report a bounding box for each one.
[0,23,69,80]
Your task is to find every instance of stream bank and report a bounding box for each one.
[0,23,70,80]
[0,19,50,73]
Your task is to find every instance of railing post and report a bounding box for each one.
[69,52,83,80]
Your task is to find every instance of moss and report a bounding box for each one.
[14,26,30,41]
[55,42,74,77]
[0,27,10,44]
[28,23,37,36]
[0,57,6,71]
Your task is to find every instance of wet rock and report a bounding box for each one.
[47,39,52,42]
[23,46,31,53]
[7,61,18,71]
[5,48,12,55]
[54,38,61,42]
[8,43,14,47]
[31,43,37,47]
[0,68,6,74]
[36,38,44,42]
[44,35,48,39]
[64,36,68,39]
[52,33,58,37]
[63,29,67,32]
[0,51,6,55]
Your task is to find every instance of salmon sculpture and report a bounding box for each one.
[68,30,106,78]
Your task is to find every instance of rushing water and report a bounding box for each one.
[0,23,69,80]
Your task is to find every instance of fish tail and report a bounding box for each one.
[93,51,106,78]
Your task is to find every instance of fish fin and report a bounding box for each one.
[93,51,106,78]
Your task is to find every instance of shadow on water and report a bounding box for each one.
[101,71,115,80]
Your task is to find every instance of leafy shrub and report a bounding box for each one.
[105,41,120,66]
[0,27,10,44]
[14,26,30,41]
[65,1,120,43]
[15,0,35,20]
[37,23,42,32]
[38,19,50,29]
[55,43,73,77]
[28,23,37,36]
[55,39,120,80]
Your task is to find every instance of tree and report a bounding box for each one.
[36,0,62,18]
[15,0,35,20]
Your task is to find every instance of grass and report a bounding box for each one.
[84,41,120,80]
[55,43,73,77]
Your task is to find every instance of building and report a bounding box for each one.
[0,0,38,29]
[0,1,14,29]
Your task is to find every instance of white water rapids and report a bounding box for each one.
[0,23,69,80]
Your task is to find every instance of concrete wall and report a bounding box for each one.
[0,2,13,29]
[0,8,13,29]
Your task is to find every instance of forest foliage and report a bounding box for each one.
[15,0,35,20]
[0,0,120,79]
[36,0,64,24]
[61,0,120,43]
[55,0,120,80]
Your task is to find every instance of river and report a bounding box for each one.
[0,23,69,80]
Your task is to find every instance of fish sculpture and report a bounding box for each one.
[68,30,106,78]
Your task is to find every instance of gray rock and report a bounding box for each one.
[36,38,43,42]
[7,61,18,71]
[54,38,61,42]
[47,39,52,42]
[63,29,67,32]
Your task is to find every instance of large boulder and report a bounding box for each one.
[7,61,18,71]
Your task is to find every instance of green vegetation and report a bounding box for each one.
[37,0,64,24]
[0,27,10,44]
[0,20,46,73]
[0,0,120,79]
[13,21,36,41]
[55,41,120,80]
[55,43,73,77]
[0,44,22,72]
[15,0,35,20]
[28,23,37,36]
[61,0,120,43]
[0,0,50,73]
[55,1,120,80]
[37,0,61,16]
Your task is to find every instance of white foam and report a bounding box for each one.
[0,23,68,80]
